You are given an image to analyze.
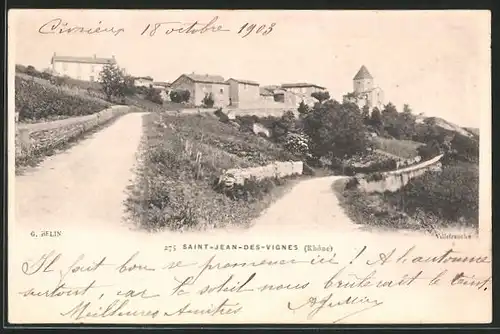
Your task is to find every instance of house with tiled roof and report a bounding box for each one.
[50,53,117,82]
[344,65,384,110]
[170,73,230,107]
[280,83,327,96]
[226,78,260,107]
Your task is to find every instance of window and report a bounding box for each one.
[62,63,68,71]
[220,88,224,94]
[91,65,95,73]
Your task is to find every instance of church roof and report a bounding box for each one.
[353,65,373,80]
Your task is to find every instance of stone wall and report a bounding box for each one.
[356,154,443,193]
[221,161,304,185]
[15,105,132,160]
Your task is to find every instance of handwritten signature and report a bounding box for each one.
[287,293,384,323]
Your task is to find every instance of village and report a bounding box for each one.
[45,53,385,113]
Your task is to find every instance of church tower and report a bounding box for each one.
[353,65,374,94]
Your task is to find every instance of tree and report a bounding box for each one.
[311,91,331,103]
[370,107,383,133]
[403,104,412,114]
[361,105,370,124]
[123,75,136,96]
[202,93,215,108]
[98,63,126,101]
[272,110,296,139]
[303,100,369,160]
[298,100,310,115]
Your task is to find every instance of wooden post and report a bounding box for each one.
[18,128,31,155]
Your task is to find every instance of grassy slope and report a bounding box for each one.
[15,74,111,122]
[372,137,423,159]
[125,112,299,232]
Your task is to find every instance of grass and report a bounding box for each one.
[333,160,479,233]
[124,112,299,232]
[372,137,423,159]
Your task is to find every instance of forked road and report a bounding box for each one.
[14,112,146,233]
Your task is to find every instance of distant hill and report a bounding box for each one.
[417,116,475,138]
[464,127,480,137]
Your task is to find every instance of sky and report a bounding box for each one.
[9,9,490,127]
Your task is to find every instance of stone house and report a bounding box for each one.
[226,78,260,107]
[134,76,154,87]
[152,82,171,101]
[281,83,327,96]
[259,87,275,102]
[50,53,116,82]
[170,73,230,107]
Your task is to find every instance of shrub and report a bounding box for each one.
[283,132,310,157]
[417,140,442,160]
[298,100,310,115]
[145,86,163,105]
[170,89,190,103]
[344,177,359,190]
[223,177,276,202]
[214,108,230,123]
[449,133,479,164]
[202,92,215,108]
[365,172,384,182]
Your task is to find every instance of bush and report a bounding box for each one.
[145,86,163,105]
[202,93,215,108]
[365,172,384,182]
[283,132,310,157]
[214,108,229,123]
[344,177,359,190]
[450,133,479,164]
[220,177,277,202]
[417,141,441,160]
[298,100,310,115]
[170,89,190,103]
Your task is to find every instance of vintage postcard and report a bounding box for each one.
[8,9,491,325]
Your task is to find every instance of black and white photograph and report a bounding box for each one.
[7,9,491,325]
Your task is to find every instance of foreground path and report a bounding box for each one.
[249,176,363,234]
[14,112,146,232]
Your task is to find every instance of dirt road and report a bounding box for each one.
[14,112,146,233]
[248,176,363,234]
